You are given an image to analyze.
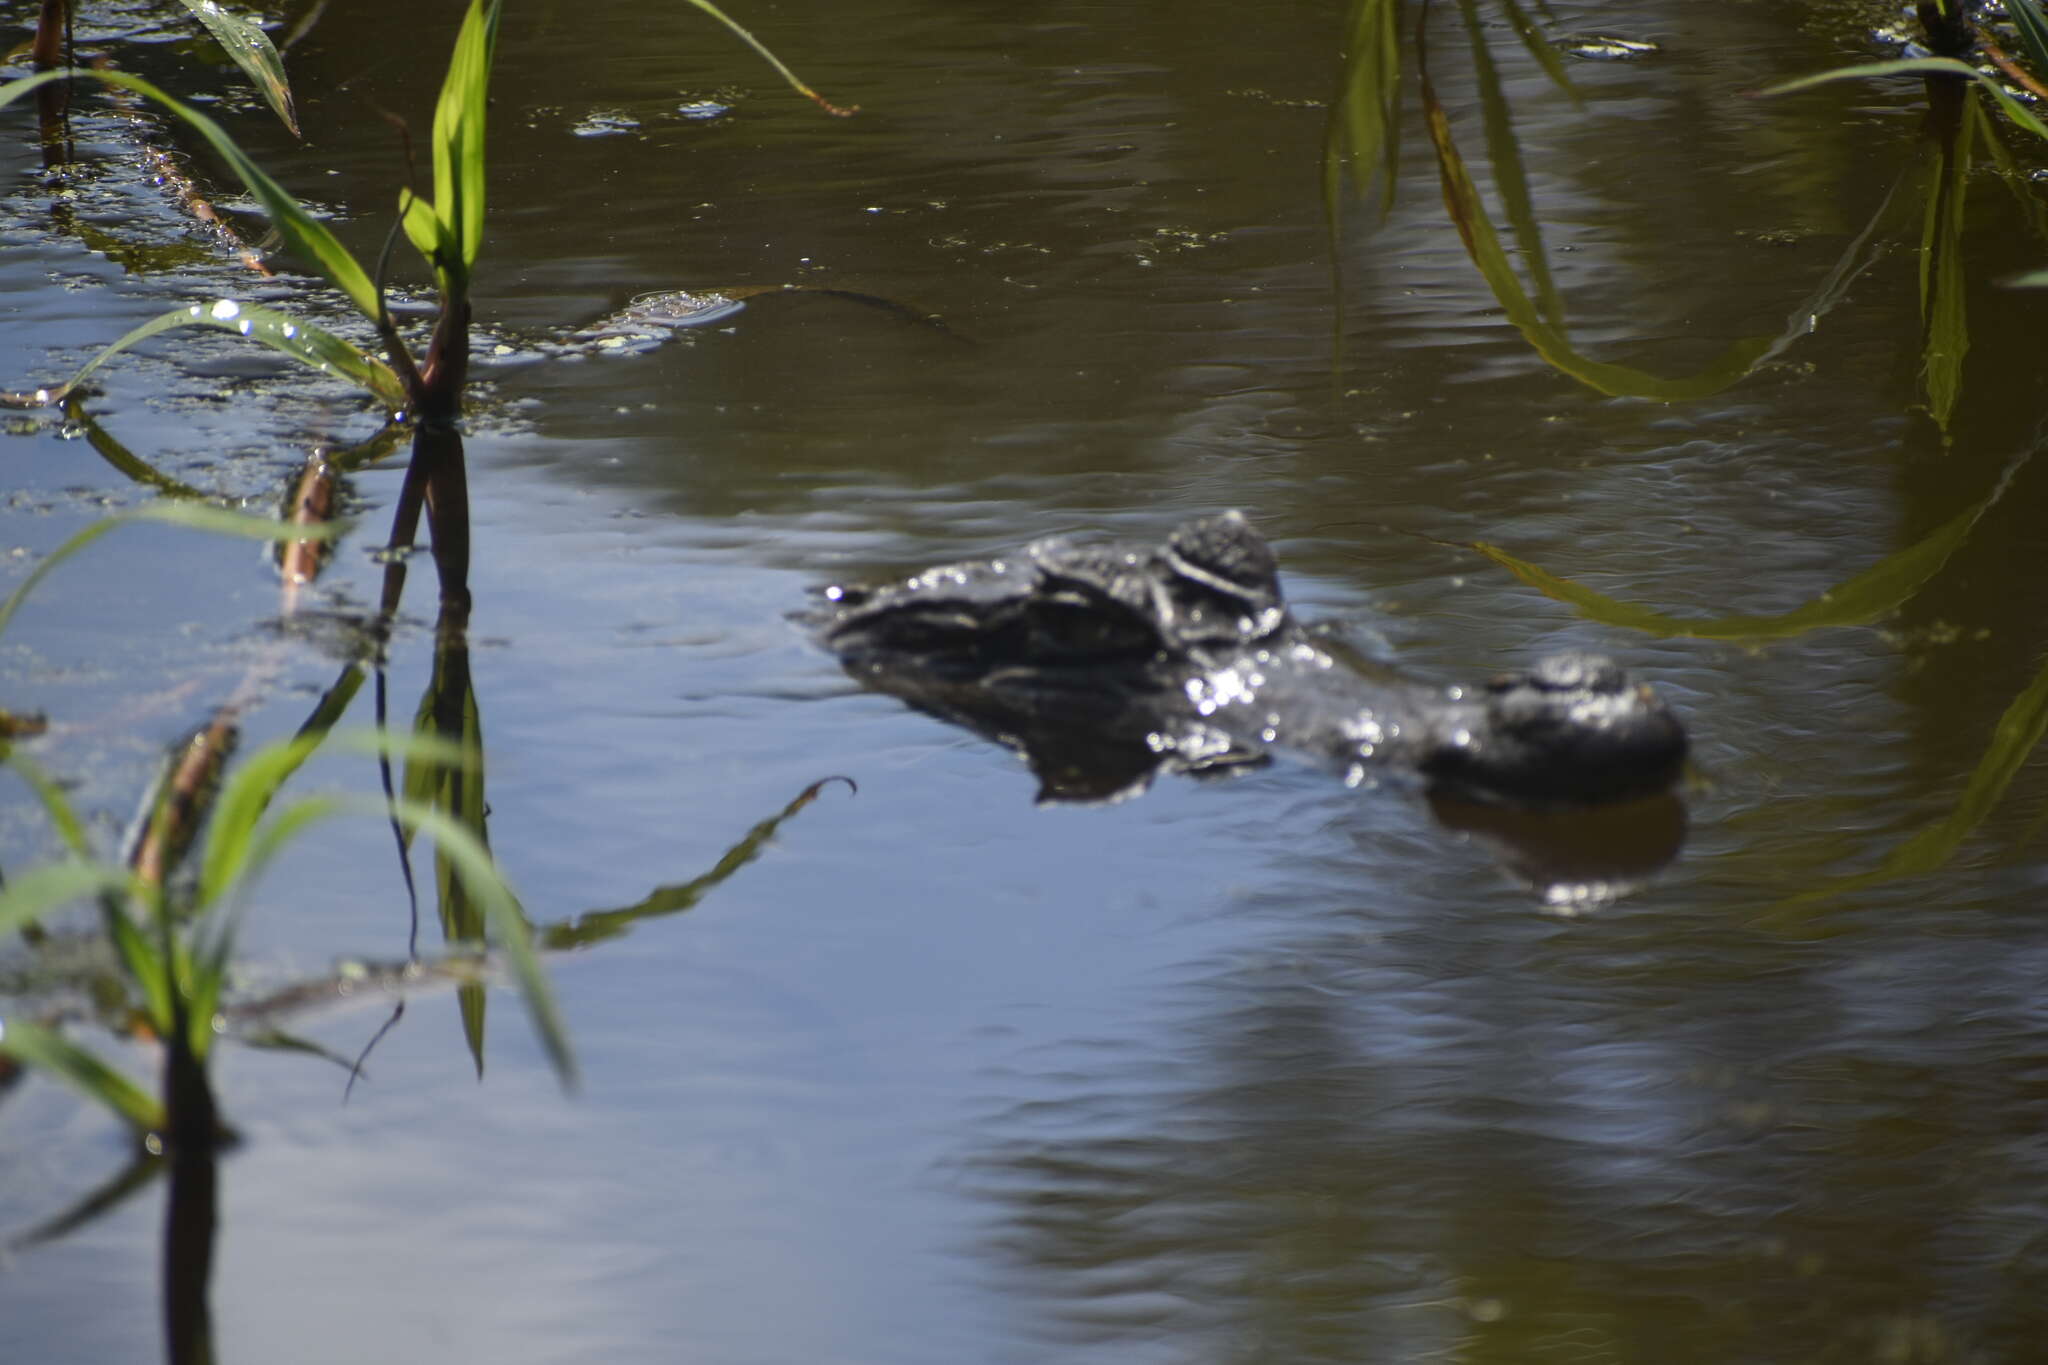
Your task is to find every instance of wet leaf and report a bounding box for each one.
[1419,54,1775,399]
[175,0,299,136]
[3,751,93,859]
[681,0,856,117]
[0,1015,166,1134]
[1457,0,1565,329]
[1496,0,1577,100]
[0,502,344,646]
[2003,0,2048,82]
[1918,94,1977,431]
[0,860,141,937]
[1763,57,2048,142]
[1775,650,2048,913]
[58,402,209,500]
[387,797,573,1092]
[415,0,502,289]
[1324,0,1405,227]
[542,776,855,951]
[0,70,380,318]
[36,299,406,413]
[404,633,490,1077]
[1465,456,2019,639]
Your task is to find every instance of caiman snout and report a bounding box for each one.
[1420,651,1689,805]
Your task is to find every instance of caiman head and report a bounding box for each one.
[815,510,1289,683]
[1418,652,1689,805]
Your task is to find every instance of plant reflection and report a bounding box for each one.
[1330,0,2047,418]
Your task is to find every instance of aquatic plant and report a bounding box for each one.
[1326,0,1840,401]
[1,0,842,426]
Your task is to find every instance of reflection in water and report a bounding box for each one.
[968,874,2048,1362]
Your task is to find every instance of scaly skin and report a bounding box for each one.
[813,512,1686,806]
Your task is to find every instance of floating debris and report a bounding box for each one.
[1559,34,1661,61]
[570,110,642,138]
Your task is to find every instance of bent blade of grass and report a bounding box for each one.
[0,860,143,936]
[387,798,572,1091]
[4,752,93,858]
[1467,476,2004,640]
[542,776,853,951]
[193,786,572,1090]
[0,1016,167,1134]
[0,502,344,644]
[174,0,298,136]
[1919,94,1976,431]
[1774,650,2048,914]
[0,70,380,318]
[38,300,405,412]
[57,401,209,500]
[1421,62,1773,399]
[2006,0,2048,79]
[1325,0,1406,226]
[1458,0,1566,330]
[1496,0,1577,100]
[681,0,856,116]
[1762,57,2048,141]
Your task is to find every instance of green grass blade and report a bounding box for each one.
[57,402,209,499]
[0,1016,167,1134]
[1776,648,2048,913]
[1762,56,2048,141]
[2007,267,2048,287]
[430,0,501,284]
[1458,0,1565,329]
[0,860,141,935]
[0,70,380,318]
[4,752,93,858]
[542,777,851,951]
[386,798,573,1091]
[0,501,344,644]
[174,0,299,136]
[2007,0,2048,78]
[680,0,856,116]
[104,905,173,1037]
[37,300,405,412]
[1919,94,1976,431]
[1420,60,1773,399]
[1324,0,1405,226]
[1495,0,1577,100]
[1466,455,2017,639]
[194,733,325,912]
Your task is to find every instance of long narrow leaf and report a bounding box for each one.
[174,0,299,135]
[1420,58,1774,399]
[2006,0,2048,79]
[432,0,500,283]
[1919,95,1976,430]
[1763,57,2048,141]
[1466,458,2014,639]
[0,1017,167,1134]
[681,0,856,116]
[37,300,405,412]
[0,860,141,936]
[387,797,571,1090]
[0,70,380,318]
[3,752,93,858]
[0,502,344,644]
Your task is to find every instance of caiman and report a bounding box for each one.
[810,511,1687,807]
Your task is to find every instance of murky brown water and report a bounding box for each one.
[6,0,2048,1360]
